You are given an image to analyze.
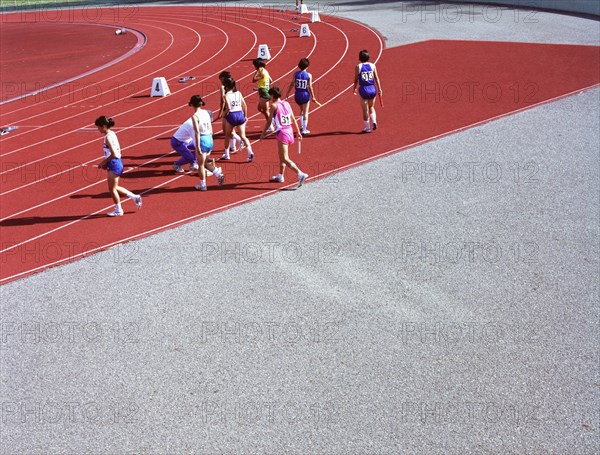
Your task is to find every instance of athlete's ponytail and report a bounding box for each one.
[95,115,115,128]
[223,77,237,93]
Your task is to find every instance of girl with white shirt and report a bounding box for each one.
[95,116,142,217]
[220,78,254,162]
[187,95,225,191]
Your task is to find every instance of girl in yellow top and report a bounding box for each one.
[252,58,274,132]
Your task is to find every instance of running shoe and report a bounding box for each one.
[297,172,308,188]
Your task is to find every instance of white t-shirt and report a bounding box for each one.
[173,117,195,143]
[195,110,213,135]
[173,110,213,142]
[225,91,243,113]
[103,130,121,158]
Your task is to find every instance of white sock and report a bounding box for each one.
[199,179,206,186]
[122,189,135,198]
[364,120,370,129]
[300,117,305,130]
[247,145,253,154]
[277,173,283,180]
[231,133,241,150]
[370,112,377,124]
[304,117,309,130]
[115,203,122,211]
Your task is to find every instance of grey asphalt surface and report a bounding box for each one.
[1,2,599,454]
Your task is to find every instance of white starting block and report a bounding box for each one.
[299,24,311,37]
[151,77,171,97]
[310,11,320,22]
[299,4,308,14]
[257,44,271,60]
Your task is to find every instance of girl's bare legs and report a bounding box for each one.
[237,122,254,161]
[107,172,140,215]
[300,101,310,133]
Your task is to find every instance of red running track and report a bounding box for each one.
[0,21,141,103]
[0,6,599,284]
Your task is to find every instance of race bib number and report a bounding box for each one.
[230,100,240,109]
[195,115,211,133]
[279,114,292,126]
[361,71,374,82]
[295,79,308,90]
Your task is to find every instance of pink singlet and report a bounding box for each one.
[274,99,294,145]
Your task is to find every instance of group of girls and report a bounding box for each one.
[95,50,381,216]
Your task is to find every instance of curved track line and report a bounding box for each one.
[0,38,303,219]
[0,11,296,194]
[0,9,299,212]
[0,13,276,169]
[0,23,147,106]
[1,9,274,135]
[0,9,324,226]
[0,21,177,122]
[0,20,197,153]
[0,9,385,284]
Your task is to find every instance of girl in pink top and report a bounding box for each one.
[261,87,308,188]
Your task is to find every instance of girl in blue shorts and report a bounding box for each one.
[95,116,142,217]
[186,95,225,191]
[171,101,202,174]
[218,71,243,155]
[352,49,382,133]
[219,78,255,162]
[285,57,318,135]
